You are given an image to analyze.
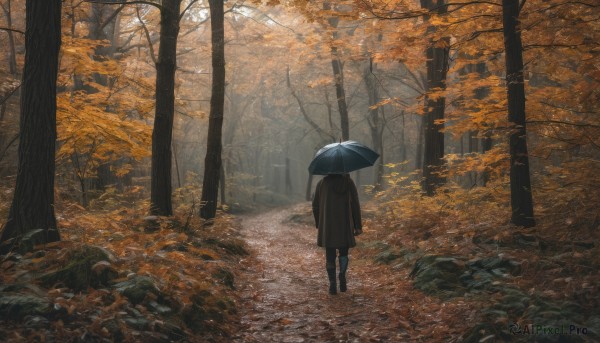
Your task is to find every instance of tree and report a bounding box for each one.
[323,2,350,140]
[502,0,535,227]
[150,0,182,215]
[200,0,225,220]
[421,0,449,196]
[0,0,62,253]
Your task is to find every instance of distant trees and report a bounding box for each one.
[200,0,225,220]
[0,0,62,252]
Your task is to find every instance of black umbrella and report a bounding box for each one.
[308,140,380,175]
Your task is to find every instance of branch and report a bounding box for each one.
[0,82,21,106]
[0,26,23,34]
[84,0,162,10]
[286,66,335,141]
[527,120,600,129]
[136,6,157,64]
[229,4,295,32]
[100,4,126,29]
[179,0,198,21]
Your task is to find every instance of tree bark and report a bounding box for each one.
[324,2,349,140]
[0,0,62,253]
[421,0,449,196]
[502,0,535,227]
[363,58,384,191]
[200,0,225,220]
[150,0,181,216]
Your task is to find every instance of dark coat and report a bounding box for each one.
[312,174,362,248]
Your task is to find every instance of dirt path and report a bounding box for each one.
[232,204,413,343]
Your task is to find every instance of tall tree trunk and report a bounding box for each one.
[0,0,62,253]
[421,0,449,196]
[502,0,535,227]
[150,0,181,216]
[324,2,349,140]
[200,0,225,220]
[364,58,384,191]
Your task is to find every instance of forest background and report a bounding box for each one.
[0,0,598,341]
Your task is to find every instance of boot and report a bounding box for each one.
[339,256,348,292]
[326,261,337,295]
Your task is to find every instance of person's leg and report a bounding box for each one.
[338,247,349,292]
[325,248,337,294]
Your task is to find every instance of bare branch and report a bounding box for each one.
[84,0,162,10]
[0,26,23,34]
[179,0,199,21]
[136,6,157,64]
[0,82,21,106]
[100,4,126,29]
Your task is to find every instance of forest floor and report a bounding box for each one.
[0,198,598,342]
[232,203,600,343]
[232,203,473,342]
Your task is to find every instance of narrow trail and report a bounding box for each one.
[232,204,412,343]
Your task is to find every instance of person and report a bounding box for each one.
[312,174,362,295]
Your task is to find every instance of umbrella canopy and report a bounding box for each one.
[308,140,380,175]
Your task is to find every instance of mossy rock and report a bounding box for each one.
[38,245,115,291]
[375,250,401,264]
[0,293,52,320]
[113,275,161,305]
[410,255,466,298]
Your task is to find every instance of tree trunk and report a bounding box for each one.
[200,0,225,220]
[364,58,384,191]
[0,0,62,253]
[324,2,349,140]
[421,0,449,196]
[150,0,181,216]
[502,0,535,227]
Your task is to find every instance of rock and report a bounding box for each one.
[23,315,50,328]
[410,256,466,298]
[374,250,400,264]
[143,216,161,233]
[113,275,161,305]
[38,245,115,291]
[91,261,119,287]
[123,316,150,330]
[102,318,125,342]
[147,300,173,315]
[0,293,52,320]
[467,256,522,276]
